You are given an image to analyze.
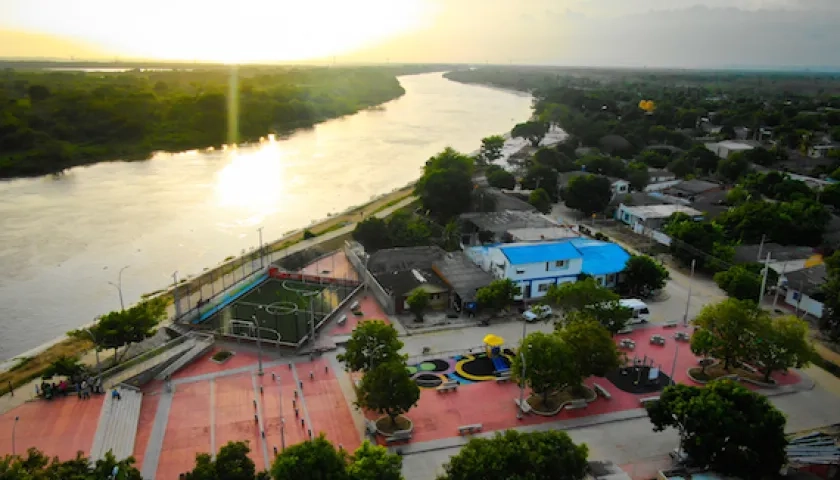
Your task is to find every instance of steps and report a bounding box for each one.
[155,335,214,381]
[89,386,143,462]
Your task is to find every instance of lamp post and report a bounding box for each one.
[682,259,695,327]
[85,322,102,378]
[258,227,265,269]
[516,319,528,419]
[252,315,264,376]
[12,416,19,456]
[108,265,129,311]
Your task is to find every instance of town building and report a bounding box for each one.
[366,246,450,314]
[705,140,755,159]
[465,238,630,301]
[459,210,560,246]
[616,204,704,232]
[431,251,495,314]
[782,264,827,319]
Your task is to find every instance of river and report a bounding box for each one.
[0,72,533,361]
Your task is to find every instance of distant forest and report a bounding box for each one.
[0,65,437,178]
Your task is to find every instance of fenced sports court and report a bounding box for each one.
[202,277,355,345]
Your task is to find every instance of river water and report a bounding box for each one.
[0,72,533,360]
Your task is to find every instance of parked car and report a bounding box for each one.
[522,304,553,322]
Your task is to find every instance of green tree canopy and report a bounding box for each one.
[626,162,650,191]
[337,321,404,373]
[356,360,420,427]
[405,288,430,323]
[622,255,669,297]
[561,174,612,216]
[528,188,552,214]
[713,265,762,301]
[352,217,391,252]
[270,434,349,480]
[486,168,516,189]
[415,148,475,221]
[347,441,403,480]
[646,381,787,478]
[70,297,167,363]
[546,278,632,334]
[475,279,520,316]
[184,441,257,480]
[522,164,559,201]
[663,214,731,272]
[556,313,621,378]
[511,121,549,146]
[0,448,142,480]
[692,298,764,369]
[717,151,751,182]
[478,135,505,165]
[751,315,816,382]
[511,332,580,407]
[437,430,589,480]
[533,147,575,172]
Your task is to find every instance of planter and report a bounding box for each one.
[375,415,414,436]
[526,386,597,417]
[687,360,777,388]
[211,350,235,364]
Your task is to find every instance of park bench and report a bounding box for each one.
[513,398,532,414]
[639,396,660,406]
[458,423,483,435]
[437,381,459,393]
[674,332,690,342]
[663,320,679,328]
[593,383,612,400]
[350,301,360,311]
[617,327,634,335]
[619,339,636,350]
[650,335,666,346]
[495,374,512,383]
[385,430,412,445]
[337,315,347,326]
[365,420,378,436]
[565,399,588,410]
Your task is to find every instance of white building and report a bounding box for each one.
[616,203,704,232]
[782,264,827,319]
[705,141,755,159]
[465,239,630,301]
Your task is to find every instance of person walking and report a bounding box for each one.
[80,380,89,399]
[111,388,122,401]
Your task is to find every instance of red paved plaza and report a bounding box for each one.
[300,251,358,282]
[330,295,390,336]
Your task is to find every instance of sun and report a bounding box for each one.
[5,0,434,63]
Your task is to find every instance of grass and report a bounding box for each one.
[211,350,233,363]
[0,337,93,396]
[375,415,411,434]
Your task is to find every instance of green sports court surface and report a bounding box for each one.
[205,279,346,344]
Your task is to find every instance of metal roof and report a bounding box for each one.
[621,204,704,220]
[432,252,495,303]
[499,242,582,265]
[569,238,631,275]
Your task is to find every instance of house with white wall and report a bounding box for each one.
[782,264,827,319]
[465,239,630,301]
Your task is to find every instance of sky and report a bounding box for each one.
[1,0,839,68]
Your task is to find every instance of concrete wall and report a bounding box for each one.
[344,241,396,314]
[785,289,824,318]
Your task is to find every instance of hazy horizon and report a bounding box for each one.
[2,0,840,69]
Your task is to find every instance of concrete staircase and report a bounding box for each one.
[89,385,143,462]
[155,334,214,381]
[104,337,197,388]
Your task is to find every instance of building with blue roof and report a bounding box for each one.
[466,238,630,301]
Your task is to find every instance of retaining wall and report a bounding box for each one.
[344,241,395,314]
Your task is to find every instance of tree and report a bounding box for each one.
[681,144,720,175]
[270,434,349,480]
[522,164,559,201]
[533,147,575,172]
[405,288,430,323]
[356,360,420,428]
[546,278,632,334]
[486,168,516,189]
[437,430,589,480]
[352,217,390,252]
[689,329,716,374]
[556,313,621,378]
[475,279,520,316]
[627,162,650,191]
[71,297,167,363]
[717,151,751,182]
[713,266,761,301]
[415,148,475,221]
[751,315,816,383]
[663,215,731,272]
[622,255,669,297]
[562,174,612,215]
[511,332,579,407]
[692,299,764,369]
[337,321,404,373]
[184,441,257,480]
[347,441,403,480]
[646,381,787,478]
[667,157,692,178]
[0,448,142,480]
[528,188,552,214]
[478,135,505,165]
[636,150,670,169]
[512,121,549,146]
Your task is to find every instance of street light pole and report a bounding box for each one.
[258,227,265,269]
[516,319,527,419]
[86,323,102,378]
[682,259,696,327]
[108,265,129,311]
[252,315,263,376]
[172,271,181,318]
[12,416,19,456]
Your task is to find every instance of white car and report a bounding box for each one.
[522,305,553,322]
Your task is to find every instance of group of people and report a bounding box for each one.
[37,374,102,400]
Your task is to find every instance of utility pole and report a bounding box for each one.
[517,320,527,419]
[252,315,263,376]
[309,295,316,349]
[12,416,19,456]
[258,227,265,269]
[772,261,787,311]
[172,271,181,318]
[758,252,771,307]
[682,259,696,326]
[108,265,130,310]
[795,280,804,317]
[757,234,766,261]
[670,341,679,386]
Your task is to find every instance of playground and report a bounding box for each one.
[407,335,514,388]
[203,278,350,345]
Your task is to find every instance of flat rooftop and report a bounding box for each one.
[622,204,704,220]
[460,210,556,233]
[507,226,580,241]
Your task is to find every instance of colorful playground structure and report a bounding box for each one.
[483,334,510,376]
